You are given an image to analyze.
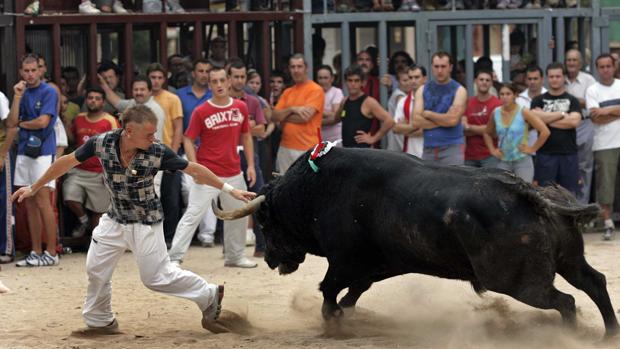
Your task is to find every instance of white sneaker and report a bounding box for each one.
[224,258,257,268]
[72,222,89,238]
[245,229,256,246]
[79,0,101,14]
[112,0,128,13]
[16,251,39,267]
[167,0,186,12]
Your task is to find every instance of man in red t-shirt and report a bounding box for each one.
[462,69,503,168]
[63,87,120,237]
[169,66,257,268]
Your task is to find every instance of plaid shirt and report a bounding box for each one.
[94,129,164,225]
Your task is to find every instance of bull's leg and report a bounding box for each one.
[319,267,348,320]
[507,285,577,327]
[338,280,373,312]
[558,257,620,338]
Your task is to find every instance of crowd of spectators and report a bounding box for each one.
[1,29,619,271]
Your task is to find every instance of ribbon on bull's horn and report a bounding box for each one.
[308,128,336,173]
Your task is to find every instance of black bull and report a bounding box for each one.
[213,147,619,338]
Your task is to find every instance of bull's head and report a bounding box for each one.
[211,196,304,275]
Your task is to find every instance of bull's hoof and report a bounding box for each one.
[341,306,355,317]
[603,324,620,340]
[321,303,344,320]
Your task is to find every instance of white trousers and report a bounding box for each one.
[82,214,217,328]
[181,171,216,244]
[169,173,248,264]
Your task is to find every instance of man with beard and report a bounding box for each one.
[356,50,380,101]
[63,87,120,238]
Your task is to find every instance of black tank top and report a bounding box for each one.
[341,95,371,148]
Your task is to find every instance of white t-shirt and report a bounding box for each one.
[54,118,68,148]
[586,79,620,151]
[516,87,547,149]
[321,86,344,143]
[0,92,9,120]
[392,94,423,157]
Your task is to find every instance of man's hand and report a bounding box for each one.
[295,106,315,121]
[380,74,392,88]
[590,108,608,119]
[461,116,469,130]
[246,166,256,188]
[490,148,503,159]
[11,186,34,203]
[14,81,26,97]
[354,130,375,145]
[230,189,257,203]
[518,144,535,155]
[97,74,110,89]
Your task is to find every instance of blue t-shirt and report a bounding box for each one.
[18,82,58,156]
[494,106,529,162]
[176,86,212,131]
[422,79,464,147]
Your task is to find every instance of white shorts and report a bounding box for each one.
[14,154,55,189]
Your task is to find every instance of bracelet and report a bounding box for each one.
[221,183,234,194]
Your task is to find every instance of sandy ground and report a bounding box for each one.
[1,233,619,349]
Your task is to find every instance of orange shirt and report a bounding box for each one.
[275,80,325,151]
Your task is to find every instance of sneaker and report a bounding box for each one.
[508,0,522,8]
[72,222,89,238]
[112,0,128,13]
[202,285,230,333]
[410,0,421,11]
[200,241,214,248]
[24,0,39,15]
[496,0,510,8]
[525,0,541,8]
[79,0,101,14]
[16,251,40,267]
[167,0,186,12]
[37,251,59,266]
[74,319,121,335]
[0,254,13,264]
[224,258,257,268]
[603,227,614,241]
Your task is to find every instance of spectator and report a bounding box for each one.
[381,51,415,93]
[413,51,468,165]
[332,53,342,88]
[228,58,268,257]
[62,66,82,103]
[208,37,227,68]
[246,69,276,181]
[177,59,212,133]
[87,61,124,117]
[8,54,60,267]
[145,63,184,243]
[272,54,325,174]
[315,65,344,144]
[483,83,549,182]
[586,54,620,241]
[517,65,547,151]
[269,70,286,108]
[356,50,380,101]
[99,75,166,147]
[385,67,413,150]
[55,94,69,158]
[0,91,17,264]
[12,104,253,335]
[63,87,119,238]
[335,64,394,148]
[530,62,581,194]
[565,49,597,204]
[463,69,503,168]
[612,52,620,80]
[167,54,192,90]
[176,59,215,248]
[169,66,257,268]
[143,0,185,12]
[392,65,427,156]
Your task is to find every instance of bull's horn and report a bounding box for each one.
[212,195,266,220]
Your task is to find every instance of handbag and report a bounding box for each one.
[24,134,42,158]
